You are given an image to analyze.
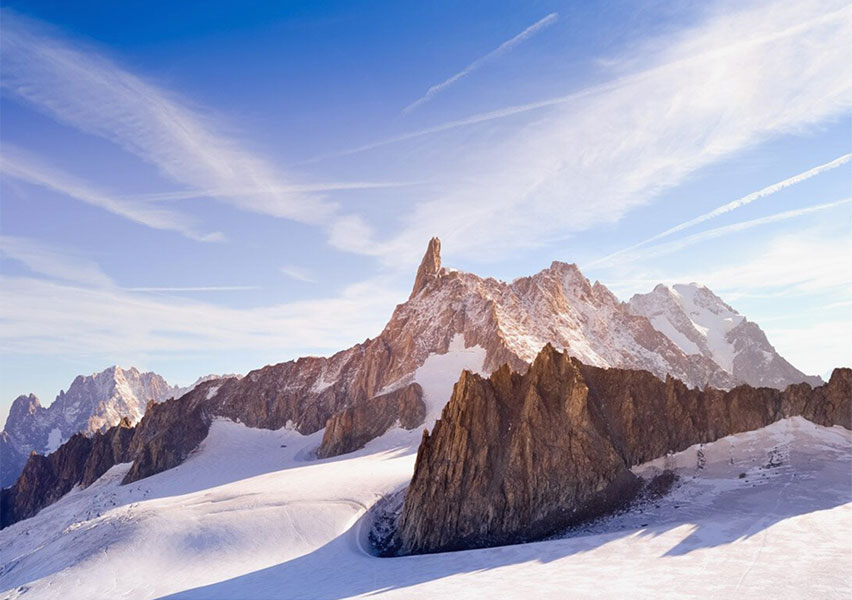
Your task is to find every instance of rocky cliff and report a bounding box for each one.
[395,345,851,555]
[0,417,135,528]
[1,367,182,488]
[318,383,425,458]
[1,239,826,528]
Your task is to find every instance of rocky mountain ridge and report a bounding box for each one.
[0,238,824,527]
[0,367,202,488]
[394,345,851,555]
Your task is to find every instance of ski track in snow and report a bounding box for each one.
[1,382,850,600]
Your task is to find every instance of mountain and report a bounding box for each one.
[0,237,823,525]
[628,283,822,389]
[1,367,182,488]
[393,345,850,555]
[1,366,849,598]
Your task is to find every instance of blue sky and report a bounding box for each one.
[1,0,850,421]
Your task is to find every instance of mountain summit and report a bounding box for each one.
[410,236,442,299]
[0,238,823,524]
[0,366,181,487]
[628,283,820,389]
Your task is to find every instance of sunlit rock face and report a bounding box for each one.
[395,345,850,555]
[1,237,828,528]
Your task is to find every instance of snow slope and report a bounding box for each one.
[1,415,849,600]
[413,333,487,427]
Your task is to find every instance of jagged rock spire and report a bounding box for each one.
[410,237,442,299]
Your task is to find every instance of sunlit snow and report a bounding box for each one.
[1,415,849,600]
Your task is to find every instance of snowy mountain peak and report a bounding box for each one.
[1,367,183,488]
[628,283,818,387]
[6,394,43,428]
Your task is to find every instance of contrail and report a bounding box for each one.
[593,196,852,266]
[588,154,852,267]
[403,12,559,113]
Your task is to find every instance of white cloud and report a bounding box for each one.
[678,228,852,299]
[0,235,403,359]
[0,235,113,288]
[327,214,379,256]
[1,145,223,242]
[0,9,333,224]
[598,219,852,300]
[280,266,316,284]
[126,286,261,292]
[403,12,558,113]
[332,2,852,268]
[0,274,403,358]
[121,180,423,203]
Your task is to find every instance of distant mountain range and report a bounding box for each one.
[0,369,229,488]
[0,237,824,524]
[627,283,821,390]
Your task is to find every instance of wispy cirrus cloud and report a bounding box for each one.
[589,153,852,267]
[590,197,852,267]
[0,235,113,288]
[0,274,402,357]
[0,9,333,224]
[280,266,316,284]
[0,234,263,293]
[125,286,261,293]
[403,12,559,114]
[335,1,852,267]
[0,146,223,242]
[121,180,424,203]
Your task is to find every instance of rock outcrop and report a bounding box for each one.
[122,388,218,485]
[318,383,425,458]
[0,417,135,528]
[410,237,442,299]
[396,347,640,554]
[395,345,851,555]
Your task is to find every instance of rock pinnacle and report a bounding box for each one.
[410,237,442,299]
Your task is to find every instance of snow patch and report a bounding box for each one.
[414,333,487,427]
[44,428,63,454]
[650,316,701,355]
[671,283,744,372]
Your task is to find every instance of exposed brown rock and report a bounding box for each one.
[781,367,851,429]
[0,417,135,528]
[122,389,216,485]
[396,345,851,555]
[1,239,831,529]
[81,417,135,486]
[318,383,425,458]
[397,347,639,554]
[410,237,442,299]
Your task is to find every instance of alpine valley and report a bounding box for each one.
[0,239,848,600]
